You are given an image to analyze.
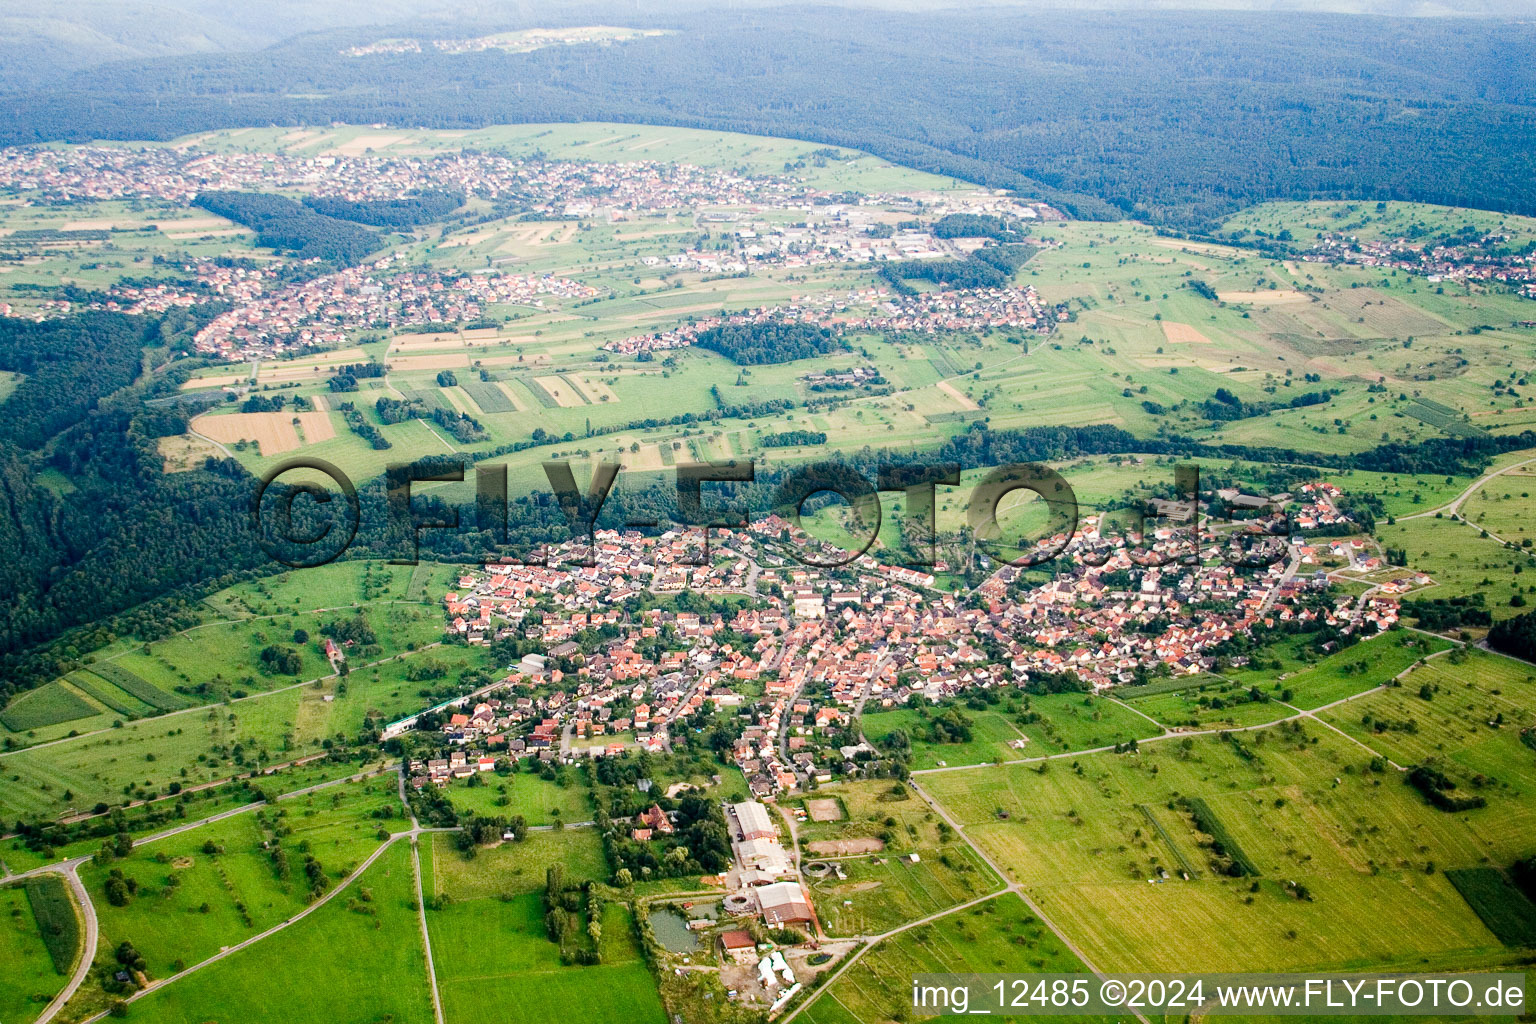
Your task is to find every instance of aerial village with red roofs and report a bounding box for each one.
[380,476,1408,986]
[403,491,1404,794]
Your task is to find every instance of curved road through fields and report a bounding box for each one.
[20,630,1478,1024]
[7,765,404,1023]
[1400,455,1536,521]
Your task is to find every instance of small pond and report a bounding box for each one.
[648,907,700,954]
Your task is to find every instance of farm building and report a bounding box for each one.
[720,930,757,964]
[732,800,778,841]
[756,881,814,927]
[737,837,793,880]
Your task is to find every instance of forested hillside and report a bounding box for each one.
[2,9,1535,224]
[0,313,151,449]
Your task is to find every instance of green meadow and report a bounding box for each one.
[794,778,1002,936]
[123,839,435,1024]
[0,881,68,1023]
[1223,628,1453,710]
[798,893,1116,1024]
[918,704,1531,976]
[0,640,450,820]
[1318,648,1536,796]
[865,691,1161,771]
[423,828,665,1024]
[1381,515,1536,616]
[427,828,610,902]
[441,768,597,826]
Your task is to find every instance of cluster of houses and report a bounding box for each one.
[1289,481,1352,531]
[1302,230,1536,292]
[0,144,832,214]
[415,478,1400,798]
[409,748,500,787]
[190,254,597,359]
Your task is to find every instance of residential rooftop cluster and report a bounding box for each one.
[403,480,1394,799]
[0,145,845,214]
[1302,230,1536,292]
[190,256,596,358]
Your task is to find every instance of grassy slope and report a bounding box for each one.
[0,881,67,1022]
[424,829,665,1024]
[920,702,1530,974]
[125,840,434,1024]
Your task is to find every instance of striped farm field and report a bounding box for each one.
[440,385,475,415]
[0,680,98,732]
[386,352,471,372]
[529,375,585,407]
[65,671,155,718]
[570,374,618,404]
[460,379,518,412]
[389,330,464,352]
[0,880,63,1024]
[399,387,453,413]
[89,662,193,711]
[558,374,593,404]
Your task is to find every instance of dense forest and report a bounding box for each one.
[1488,611,1536,663]
[692,319,844,365]
[0,313,153,449]
[3,10,1534,226]
[0,311,276,690]
[761,430,828,447]
[302,190,464,227]
[195,191,382,264]
[931,214,1031,242]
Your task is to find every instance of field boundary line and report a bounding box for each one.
[77,830,411,1023]
[413,837,445,1024]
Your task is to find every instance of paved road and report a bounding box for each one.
[8,764,403,1022]
[1400,455,1536,521]
[412,836,446,1024]
[912,633,1434,779]
[3,764,390,883]
[1,638,441,765]
[399,762,445,1024]
[69,765,448,1024]
[782,775,1151,1024]
[187,426,235,459]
